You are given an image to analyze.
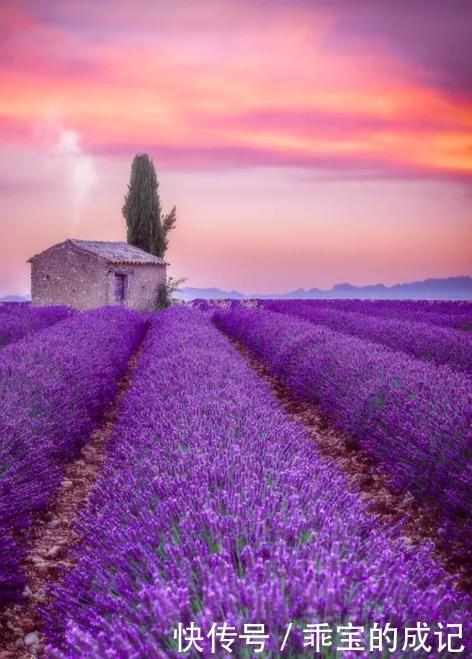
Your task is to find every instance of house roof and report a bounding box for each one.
[29,239,168,266]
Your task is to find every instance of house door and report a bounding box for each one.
[114,273,127,303]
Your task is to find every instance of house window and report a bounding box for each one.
[114,273,127,303]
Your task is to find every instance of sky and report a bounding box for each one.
[0,0,471,295]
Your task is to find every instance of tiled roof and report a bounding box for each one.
[30,240,167,265]
[70,240,167,265]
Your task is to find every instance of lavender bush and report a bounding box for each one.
[283,299,472,315]
[266,299,472,332]
[46,308,470,657]
[0,304,75,347]
[0,307,147,607]
[214,307,472,548]
[264,300,472,373]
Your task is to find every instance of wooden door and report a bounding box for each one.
[114,273,126,303]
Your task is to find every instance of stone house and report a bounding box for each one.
[28,239,167,310]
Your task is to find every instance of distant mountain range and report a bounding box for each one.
[176,276,472,301]
[0,294,30,303]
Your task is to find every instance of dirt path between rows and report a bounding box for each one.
[224,333,471,595]
[0,345,144,659]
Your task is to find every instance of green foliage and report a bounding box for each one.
[122,153,176,258]
[155,276,187,310]
[155,282,169,311]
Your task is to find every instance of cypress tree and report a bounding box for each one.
[122,153,176,257]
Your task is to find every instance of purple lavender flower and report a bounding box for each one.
[214,306,472,547]
[0,306,147,607]
[0,304,75,348]
[44,308,471,658]
[263,300,472,373]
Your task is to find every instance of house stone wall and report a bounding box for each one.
[107,263,166,311]
[31,243,108,309]
[31,242,166,310]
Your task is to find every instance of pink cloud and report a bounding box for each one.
[1,0,471,181]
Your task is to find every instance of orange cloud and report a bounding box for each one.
[0,0,471,180]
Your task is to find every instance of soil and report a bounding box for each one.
[0,346,143,659]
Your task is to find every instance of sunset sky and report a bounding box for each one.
[1,0,471,295]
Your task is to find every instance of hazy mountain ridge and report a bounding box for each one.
[177,276,472,301]
[0,294,31,303]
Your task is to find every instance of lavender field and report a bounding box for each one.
[0,307,146,608]
[0,305,75,348]
[0,301,471,657]
[262,300,472,373]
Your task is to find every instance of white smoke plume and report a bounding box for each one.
[54,128,98,233]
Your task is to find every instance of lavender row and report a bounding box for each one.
[46,308,470,657]
[0,307,146,608]
[0,304,75,347]
[263,300,472,374]
[273,299,472,331]
[278,299,472,315]
[191,298,472,332]
[214,306,472,547]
